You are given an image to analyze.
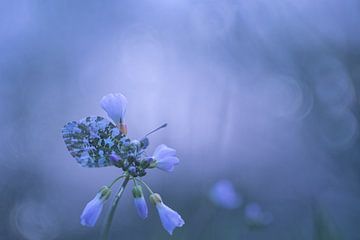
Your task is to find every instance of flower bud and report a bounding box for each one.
[132,186,148,219]
[109,152,121,162]
[140,137,149,149]
[138,169,147,177]
[131,185,141,197]
[150,193,185,235]
[80,186,111,227]
[99,186,112,200]
[141,157,153,168]
[150,193,162,205]
[128,166,137,176]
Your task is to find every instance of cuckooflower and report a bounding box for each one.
[209,179,242,209]
[150,193,184,235]
[100,93,128,124]
[62,92,184,238]
[132,185,148,219]
[80,187,111,227]
[153,144,180,172]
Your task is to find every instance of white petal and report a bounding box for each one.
[134,197,148,220]
[156,202,184,235]
[100,93,127,123]
[153,144,176,159]
[156,156,180,172]
[80,193,104,227]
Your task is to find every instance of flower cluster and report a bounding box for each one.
[62,93,184,238]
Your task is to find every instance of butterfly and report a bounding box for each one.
[62,116,130,168]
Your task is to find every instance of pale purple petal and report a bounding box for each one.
[134,196,148,219]
[156,156,180,172]
[153,144,176,159]
[100,93,127,123]
[153,144,179,172]
[156,202,184,235]
[80,193,104,227]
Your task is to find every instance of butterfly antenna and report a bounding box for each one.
[145,123,168,137]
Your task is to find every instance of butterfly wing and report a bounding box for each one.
[62,116,124,167]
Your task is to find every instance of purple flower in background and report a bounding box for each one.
[153,144,180,172]
[150,193,185,235]
[100,93,128,124]
[209,179,241,209]
[80,187,111,227]
[244,202,273,226]
[132,185,148,219]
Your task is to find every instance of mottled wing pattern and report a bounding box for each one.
[62,116,123,167]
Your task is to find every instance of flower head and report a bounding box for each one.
[209,179,241,209]
[153,144,180,172]
[80,187,111,227]
[132,185,148,219]
[150,193,184,235]
[100,93,128,124]
[63,92,184,237]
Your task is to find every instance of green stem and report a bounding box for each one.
[132,178,138,187]
[108,175,125,188]
[135,178,154,194]
[101,176,130,240]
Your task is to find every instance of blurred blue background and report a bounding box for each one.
[1,0,360,239]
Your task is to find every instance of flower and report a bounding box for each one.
[80,187,111,227]
[100,93,128,124]
[150,193,184,235]
[209,179,241,209]
[153,144,180,172]
[132,185,148,219]
[244,202,273,226]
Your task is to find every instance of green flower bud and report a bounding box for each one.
[140,137,149,149]
[150,193,162,205]
[99,186,112,200]
[131,140,141,147]
[132,185,144,199]
[149,160,157,169]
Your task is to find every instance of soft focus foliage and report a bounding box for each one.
[1,0,360,239]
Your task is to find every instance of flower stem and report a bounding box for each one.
[135,178,154,194]
[108,175,125,188]
[101,176,130,240]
